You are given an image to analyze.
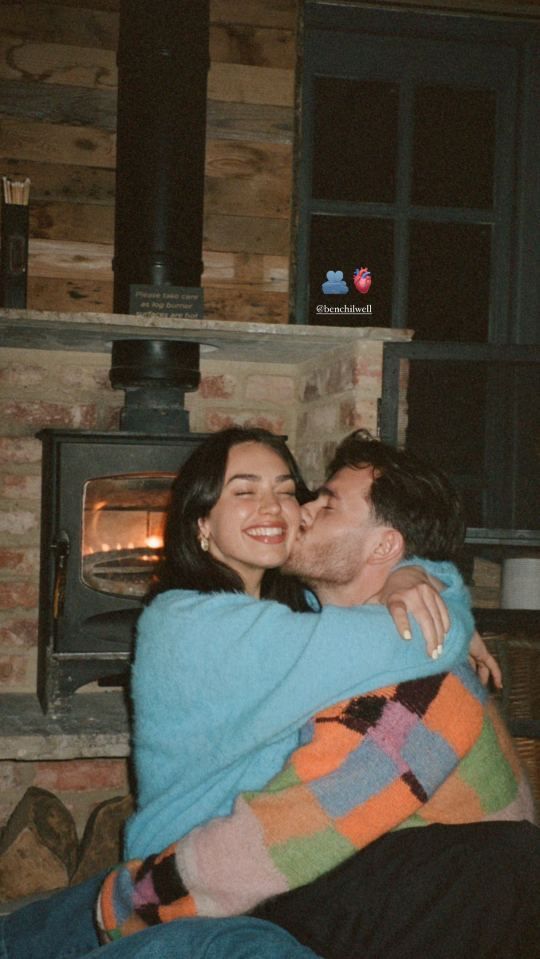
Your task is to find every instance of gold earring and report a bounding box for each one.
[200,535,209,552]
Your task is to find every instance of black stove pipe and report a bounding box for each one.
[110,338,201,432]
[113,0,210,313]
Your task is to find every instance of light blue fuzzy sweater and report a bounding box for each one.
[125,560,473,859]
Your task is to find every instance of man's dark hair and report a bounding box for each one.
[327,430,465,561]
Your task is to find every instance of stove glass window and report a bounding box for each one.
[82,472,175,598]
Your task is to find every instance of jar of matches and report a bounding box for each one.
[1,176,31,309]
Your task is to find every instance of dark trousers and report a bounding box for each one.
[253,821,540,959]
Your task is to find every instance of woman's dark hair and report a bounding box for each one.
[327,430,465,561]
[149,427,311,610]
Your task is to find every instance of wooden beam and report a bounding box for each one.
[26,275,288,323]
[0,3,118,49]
[206,137,291,178]
[28,238,113,278]
[0,157,115,203]
[210,0,297,30]
[0,44,294,105]
[203,251,288,291]
[27,274,113,312]
[210,23,295,69]
[30,0,120,13]
[0,79,117,129]
[0,117,116,168]
[1,1,297,48]
[204,213,290,255]
[1,137,291,225]
[0,35,117,89]
[206,100,293,143]
[208,63,294,106]
[0,80,293,143]
[27,238,289,291]
[205,139,292,217]
[23,0,298,29]
[205,173,291,218]
[203,287,289,323]
[25,207,289,255]
[0,22,295,89]
[29,201,114,243]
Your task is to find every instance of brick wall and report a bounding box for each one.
[0,349,123,695]
[189,340,388,487]
[0,337,393,696]
[294,342,387,485]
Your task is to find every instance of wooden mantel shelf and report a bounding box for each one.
[0,309,412,364]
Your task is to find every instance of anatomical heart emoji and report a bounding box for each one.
[353,267,372,294]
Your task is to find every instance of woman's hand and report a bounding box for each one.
[468,630,503,689]
[371,565,449,659]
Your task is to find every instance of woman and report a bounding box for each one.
[1,428,469,959]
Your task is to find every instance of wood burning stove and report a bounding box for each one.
[37,340,206,715]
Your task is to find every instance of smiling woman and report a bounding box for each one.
[150,426,311,605]
[198,442,301,596]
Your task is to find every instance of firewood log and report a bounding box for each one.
[0,787,78,901]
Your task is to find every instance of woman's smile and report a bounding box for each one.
[244,523,288,543]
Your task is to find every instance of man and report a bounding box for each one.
[98,431,539,957]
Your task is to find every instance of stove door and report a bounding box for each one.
[37,431,204,710]
[82,472,172,600]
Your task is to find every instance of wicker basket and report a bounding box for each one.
[484,632,540,813]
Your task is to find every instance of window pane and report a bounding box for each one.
[309,214,393,326]
[406,361,487,528]
[403,360,539,531]
[312,77,399,203]
[412,85,496,208]
[512,366,540,529]
[408,221,491,341]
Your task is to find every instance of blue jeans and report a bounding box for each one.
[0,872,320,959]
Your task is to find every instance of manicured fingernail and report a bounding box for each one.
[437,644,443,655]
[431,648,439,660]
[403,629,412,640]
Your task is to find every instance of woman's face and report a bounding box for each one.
[198,441,301,596]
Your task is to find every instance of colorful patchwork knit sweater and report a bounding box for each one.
[97,663,535,942]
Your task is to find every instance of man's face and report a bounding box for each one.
[283,465,384,586]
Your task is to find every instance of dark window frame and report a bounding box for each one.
[379,339,540,538]
[293,2,540,344]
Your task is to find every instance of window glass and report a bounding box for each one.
[309,214,393,326]
[511,366,540,529]
[312,77,399,203]
[406,360,487,527]
[408,221,491,341]
[412,85,496,209]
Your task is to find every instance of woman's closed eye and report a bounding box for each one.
[235,489,295,498]
[230,480,296,499]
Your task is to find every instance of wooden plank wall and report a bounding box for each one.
[0,0,297,323]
